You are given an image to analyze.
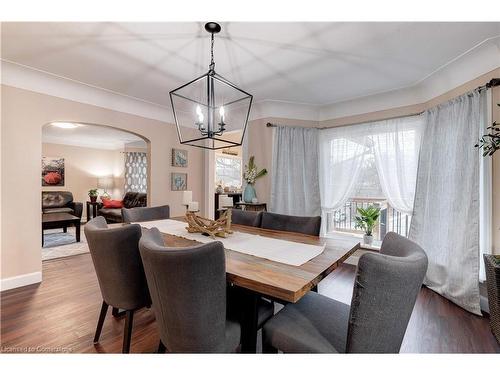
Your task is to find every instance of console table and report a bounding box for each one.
[214,192,242,219]
[234,202,267,212]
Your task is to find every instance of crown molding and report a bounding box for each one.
[319,36,500,121]
[1,59,175,123]
[250,100,320,122]
[2,35,500,124]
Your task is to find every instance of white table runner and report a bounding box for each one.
[135,219,325,266]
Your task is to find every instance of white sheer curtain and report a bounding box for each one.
[409,90,486,315]
[319,117,423,234]
[270,126,321,216]
[319,125,368,234]
[370,116,424,215]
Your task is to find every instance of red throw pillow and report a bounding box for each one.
[102,199,124,208]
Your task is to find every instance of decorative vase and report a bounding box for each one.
[363,234,373,246]
[243,184,256,203]
[89,196,97,203]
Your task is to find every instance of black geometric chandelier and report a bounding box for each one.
[169,22,253,150]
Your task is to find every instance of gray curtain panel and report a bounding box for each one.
[270,126,320,216]
[124,152,147,193]
[409,90,486,315]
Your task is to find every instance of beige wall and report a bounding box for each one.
[1,85,206,282]
[42,142,125,219]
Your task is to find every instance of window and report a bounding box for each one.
[328,143,412,242]
[215,155,242,188]
[320,115,423,242]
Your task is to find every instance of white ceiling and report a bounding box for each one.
[42,123,147,150]
[2,22,500,108]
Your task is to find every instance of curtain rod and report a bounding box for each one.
[266,78,500,131]
[481,78,500,90]
[266,111,424,130]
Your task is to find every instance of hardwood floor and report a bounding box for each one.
[1,253,499,353]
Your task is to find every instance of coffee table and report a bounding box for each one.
[42,212,81,246]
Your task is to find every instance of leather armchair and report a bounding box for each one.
[42,191,83,219]
[98,192,147,223]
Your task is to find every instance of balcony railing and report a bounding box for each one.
[327,198,411,240]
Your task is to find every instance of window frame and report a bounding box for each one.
[215,153,243,188]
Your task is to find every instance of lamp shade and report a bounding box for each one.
[97,176,114,190]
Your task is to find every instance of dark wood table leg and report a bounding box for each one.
[86,202,90,223]
[241,290,259,353]
[75,221,81,242]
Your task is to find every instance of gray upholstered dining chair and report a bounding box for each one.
[84,216,151,353]
[262,232,428,353]
[260,212,321,236]
[139,227,241,353]
[122,205,170,223]
[231,209,263,227]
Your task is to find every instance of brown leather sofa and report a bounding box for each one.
[42,191,83,219]
[98,192,147,223]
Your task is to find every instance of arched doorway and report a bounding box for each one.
[40,121,151,260]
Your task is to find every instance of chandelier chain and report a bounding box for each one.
[210,33,215,66]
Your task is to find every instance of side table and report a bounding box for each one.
[86,201,102,222]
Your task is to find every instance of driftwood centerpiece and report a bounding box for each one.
[185,209,233,239]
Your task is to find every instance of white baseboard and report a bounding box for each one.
[1,271,42,292]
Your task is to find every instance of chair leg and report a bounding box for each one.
[262,329,278,353]
[122,310,134,353]
[93,301,108,343]
[112,307,126,318]
[157,340,166,353]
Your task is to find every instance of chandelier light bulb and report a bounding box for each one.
[196,105,204,123]
[219,106,225,122]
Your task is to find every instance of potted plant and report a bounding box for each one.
[88,188,99,203]
[354,205,381,246]
[475,103,500,156]
[243,156,267,203]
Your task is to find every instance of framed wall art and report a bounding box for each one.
[171,172,188,191]
[172,148,188,167]
[42,156,65,186]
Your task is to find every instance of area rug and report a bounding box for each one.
[42,227,89,261]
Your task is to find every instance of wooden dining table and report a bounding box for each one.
[154,217,360,353]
